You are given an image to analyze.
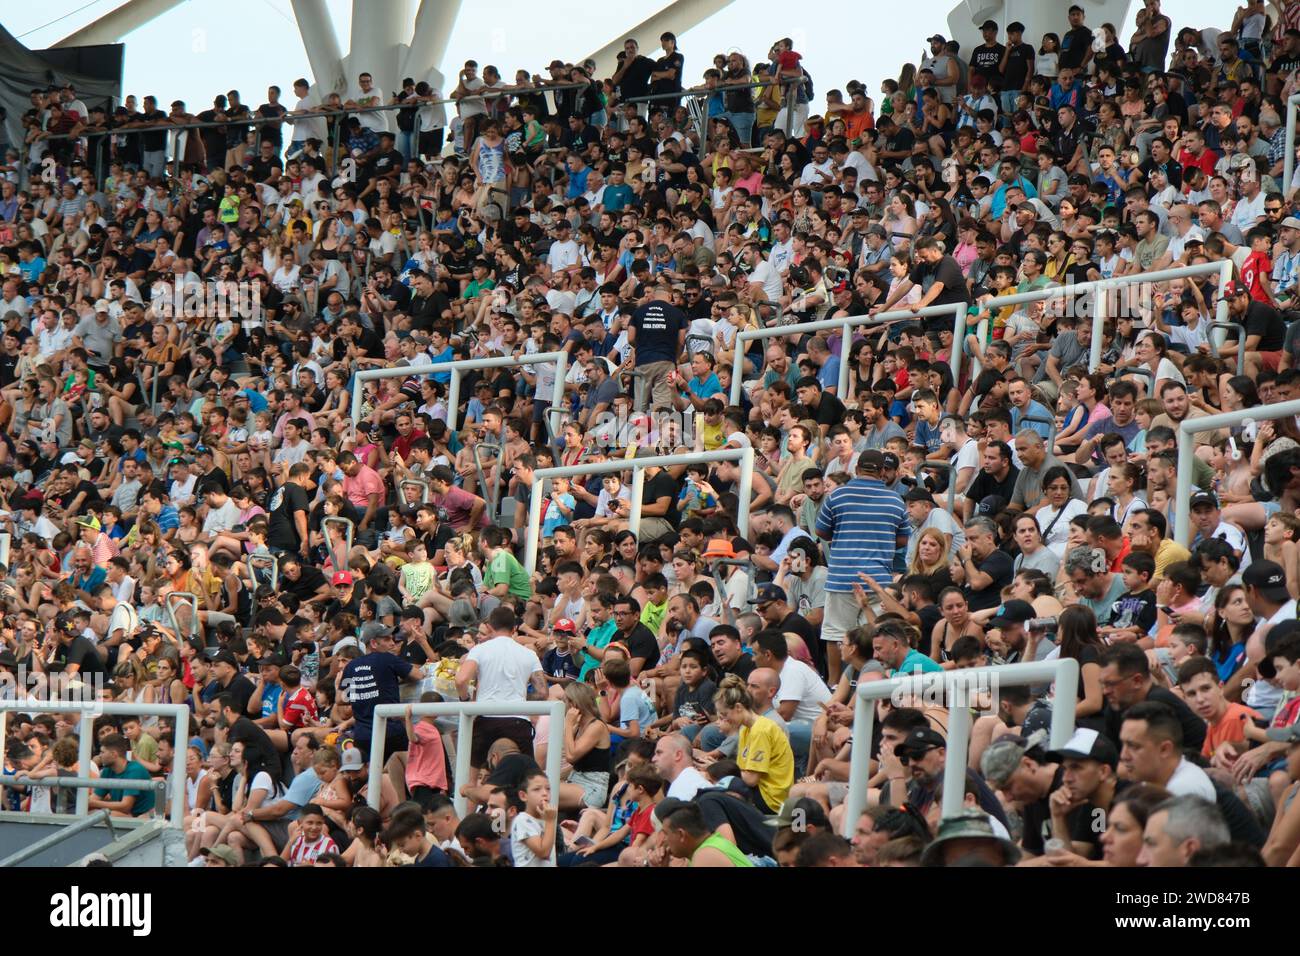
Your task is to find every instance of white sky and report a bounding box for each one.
[9,0,1238,111]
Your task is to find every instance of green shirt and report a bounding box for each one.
[95,759,156,816]
[579,619,618,681]
[693,833,754,867]
[641,600,667,635]
[893,648,944,675]
[132,733,158,767]
[485,549,533,600]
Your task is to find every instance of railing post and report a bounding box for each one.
[628,467,647,539]
[453,711,475,818]
[737,446,755,539]
[1089,283,1108,372]
[840,686,877,839]
[525,478,545,573]
[949,304,967,385]
[941,674,973,820]
[365,714,387,811]
[447,369,462,435]
[1174,421,1197,547]
[76,711,94,817]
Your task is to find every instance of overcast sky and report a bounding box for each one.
[10,0,1236,112]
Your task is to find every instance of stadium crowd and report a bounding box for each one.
[4,0,1300,869]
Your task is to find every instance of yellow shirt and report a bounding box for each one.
[1153,538,1191,583]
[738,715,794,812]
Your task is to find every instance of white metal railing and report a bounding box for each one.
[366,700,564,819]
[0,701,190,828]
[1172,396,1300,546]
[349,351,569,438]
[840,659,1078,838]
[522,447,755,573]
[727,304,966,406]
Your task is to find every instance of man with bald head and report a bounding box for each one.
[652,733,709,799]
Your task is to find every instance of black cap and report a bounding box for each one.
[980,19,998,31]
[895,727,947,758]
[904,487,935,504]
[977,495,1008,517]
[257,653,286,668]
[1189,490,1219,510]
[1259,619,1300,679]
[750,583,788,605]
[858,449,885,474]
[989,599,1035,627]
[881,452,901,470]
[211,649,238,667]
[1243,560,1290,603]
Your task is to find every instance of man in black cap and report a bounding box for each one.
[1045,727,1125,858]
[903,486,965,563]
[883,726,1010,829]
[207,648,255,721]
[969,20,1005,92]
[984,599,1046,664]
[45,610,105,686]
[1221,280,1286,377]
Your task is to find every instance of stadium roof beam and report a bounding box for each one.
[52,0,188,47]
[584,0,734,78]
[290,0,347,95]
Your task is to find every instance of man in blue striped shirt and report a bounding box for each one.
[815,450,909,682]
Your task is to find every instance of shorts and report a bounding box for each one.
[410,785,445,811]
[470,716,535,767]
[1263,500,1284,521]
[822,590,866,644]
[261,817,291,852]
[567,770,610,808]
[1258,350,1282,372]
[824,781,849,808]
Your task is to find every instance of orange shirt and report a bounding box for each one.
[1202,702,1262,759]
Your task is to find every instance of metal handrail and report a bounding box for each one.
[1206,321,1248,376]
[321,516,355,571]
[1015,412,1059,456]
[912,460,959,518]
[708,557,755,627]
[0,701,190,826]
[524,447,754,573]
[164,591,199,642]
[367,701,564,824]
[840,659,1079,837]
[473,441,502,522]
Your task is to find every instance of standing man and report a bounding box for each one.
[456,606,546,773]
[342,628,426,762]
[628,280,687,410]
[815,451,908,681]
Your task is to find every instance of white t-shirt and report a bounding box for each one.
[510,812,554,867]
[775,658,832,723]
[351,85,388,132]
[289,94,327,143]
[202,497,244,535]
[748,259,783,302]
[547,240,581,273]
[1163,757,1216,800]
[666,766,709,800]
[466,635,542,717]
[456,77,487,118]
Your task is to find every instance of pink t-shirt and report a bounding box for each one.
[406,720,449,792]
[343,464,385,509]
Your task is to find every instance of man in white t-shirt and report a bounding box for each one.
[348,72,388,133]
[652,733,709,799]
[1119,702,1216,800]
[201,484,244,538]
[545,221,581,274]
[287,78,327,155]
[456,606,546,772]
[451,60,488,152]
[743,242,783,303]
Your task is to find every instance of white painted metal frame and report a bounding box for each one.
[349,351,568,438]
[840,659,1079,838]
[367,700,564,820]
[524,447,754,573]
[0,700,190,827]
[1173,396,1300,546]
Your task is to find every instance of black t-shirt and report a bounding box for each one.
[651,52,685,95]
[719,653,756,681]
[57,636,105,679]
[227,716,280,778]
[620,623,661,670]
[486,752,540,796]
[692,789,774,856]
[909,256,969,308]
[1102,686,1207,753]
[778,610,818,646]
[641,470,680,529]
[1245,301,1286,352]
[1002,42,1035,90]
[618,55,657,100]
[1139,156,1182,191]
[1059,26,1094,69]
[631,301,686,364]
[1108,587,1157,636]
[283,565,328,602]
[965,548,1013,613]
[970,43,1006,87]
[810,391,846,429]
[218,674,257,718]
[1019,764,1065,855]
[964,465,1019,505]
[267,481,311,551]
[343,651,414,736]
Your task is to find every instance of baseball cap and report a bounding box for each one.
[554,618,577,633]
[52,612,80,636]
[331,570,354,587]
[1281,217,1300,231]
[1243,560,1289,602]
[1048,727,1119,768]
[201,845,239,865]
[211,649,238,667]
[93,299,111,313]
[340,748,366,772]
[894,727,946,758]
[1189,490,1219,510]
[977,495,1008,517]
[927,34,947,43]
[858,449,886,474]
[989,599,1035,628]
[904,487,935,504]
[865,224,887,237]
[751,583,788,606]
[1221,280,1249,298]
[257,653,286,668]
